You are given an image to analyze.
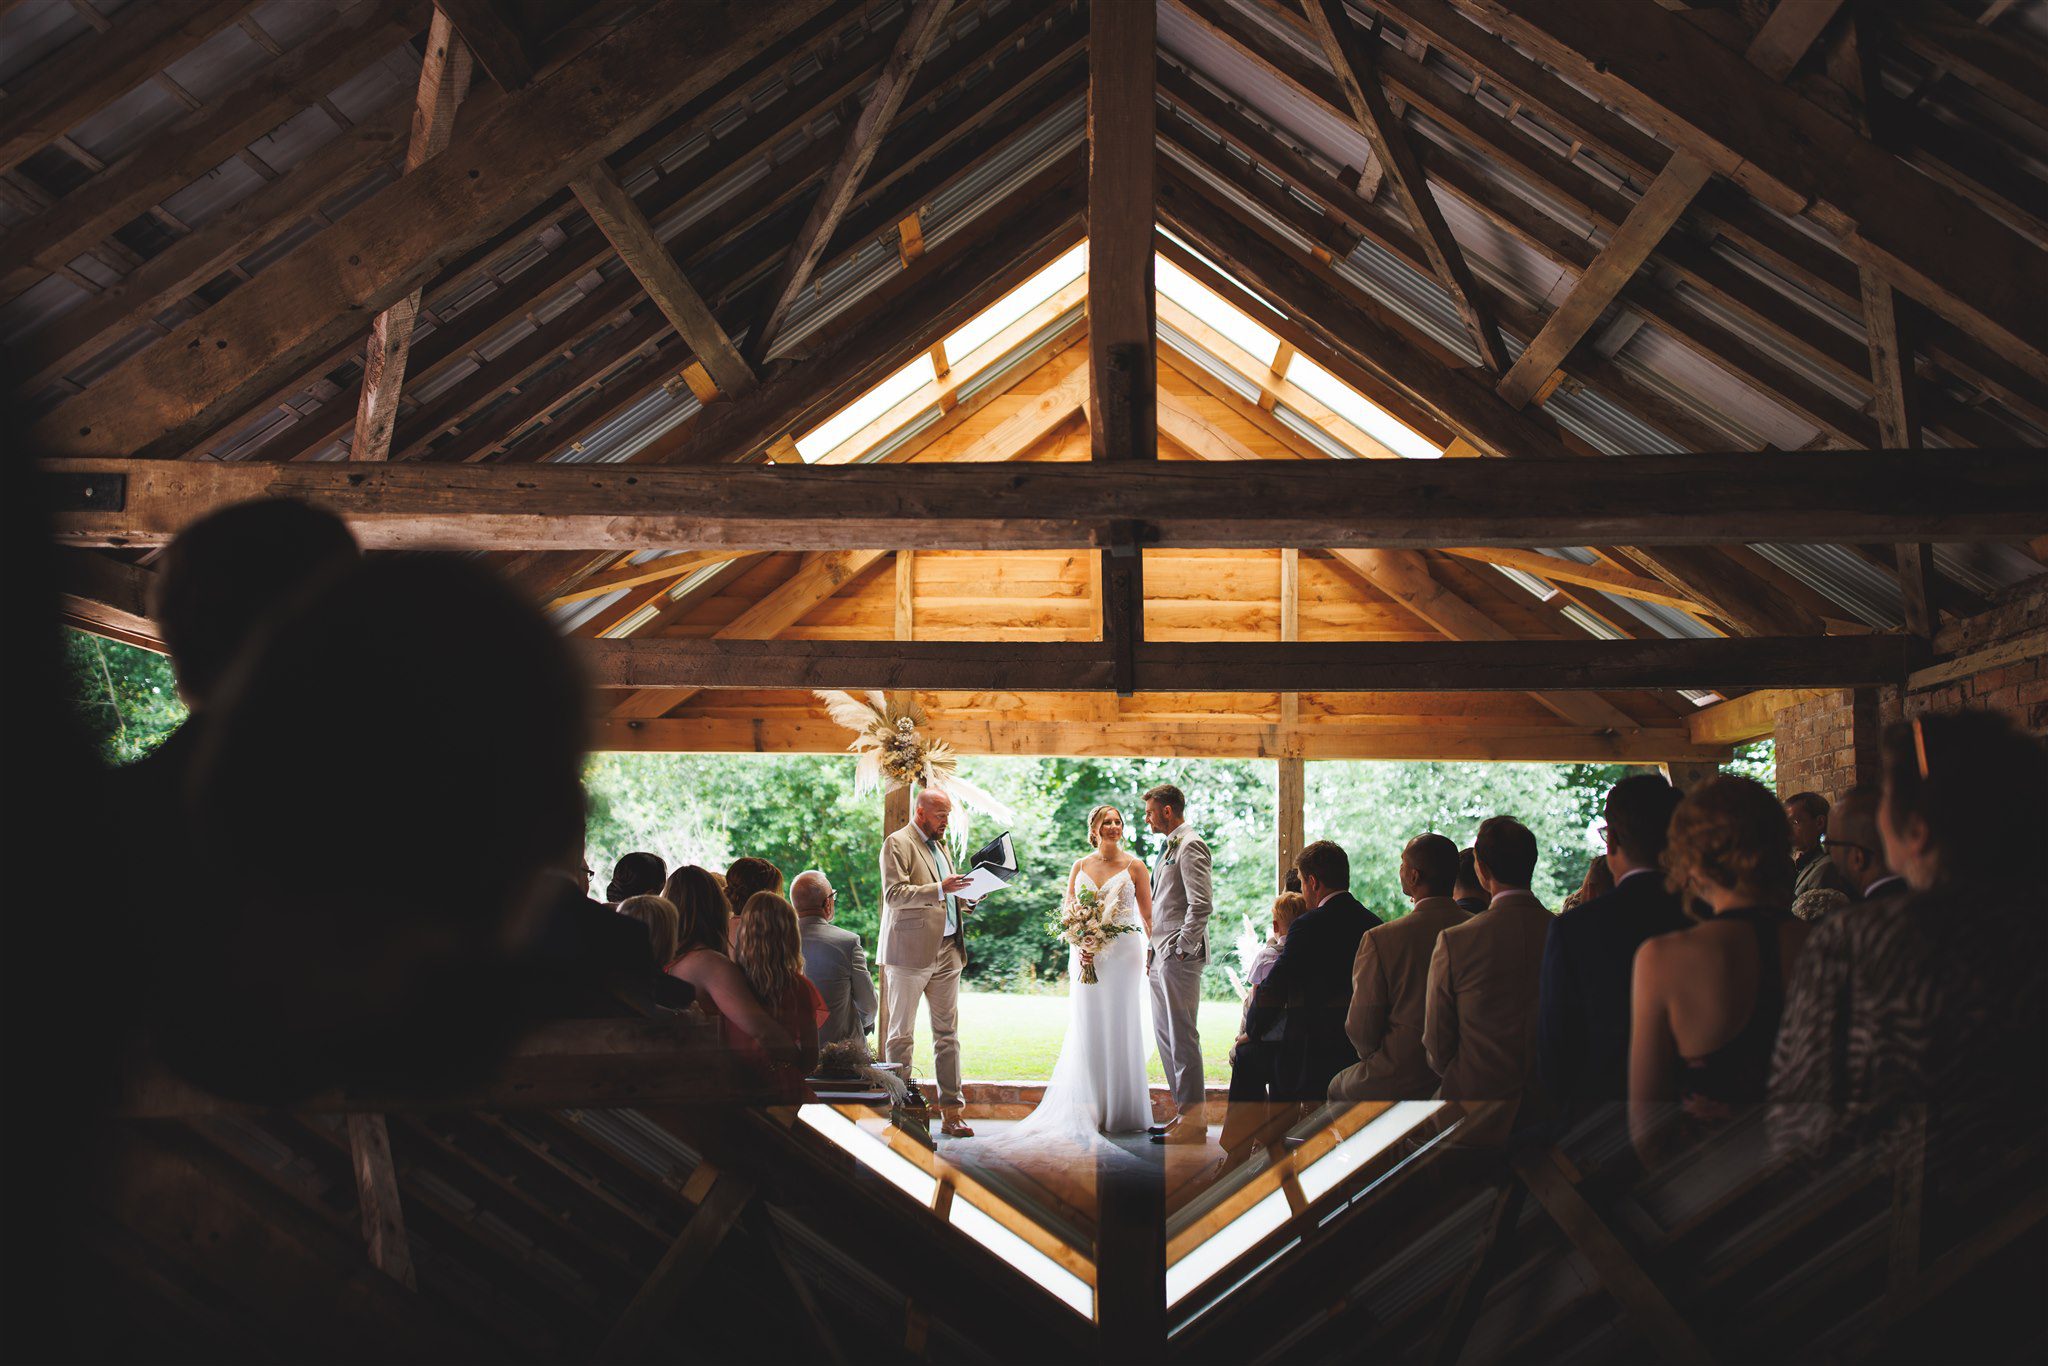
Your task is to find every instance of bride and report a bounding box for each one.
[1004,804,1155,1140]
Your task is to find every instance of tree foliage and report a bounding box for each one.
[62,630,185,765]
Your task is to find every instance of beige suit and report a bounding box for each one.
[879,822,966,1107]
[1424,889,1553,1146]
[1329,896,1470,1102]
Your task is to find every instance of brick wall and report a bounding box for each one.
[1772,578,2048,798]
[1774,687,1883,801]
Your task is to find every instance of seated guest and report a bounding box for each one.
[1426,817,1553,1146]
[1824,787,1907,906]
[731,891,825,1099]
[1785,791,1852,899]
[605,852,668,904]
[1453,847,1489,917]
[723,856,784,950]
[1630,777,1807,1164]
[617,894,679,968]
[517,853,673,1018]
[1772,713,2047,1181]
[1562,854,1614,912]
[793,869,876,1047]
[165,556,593,1100]
[662,865,799,1071]
[1227,891,1307,1111]
[1539,776,1689,1128]
[1253,841,1380,1102]
[1331,834,1469,1103]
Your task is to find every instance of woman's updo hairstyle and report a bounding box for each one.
[1662,775,1795,911]
[1087,805,1124,846]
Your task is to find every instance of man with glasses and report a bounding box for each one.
[1825,788,1908,908]
[794,870,877,1049]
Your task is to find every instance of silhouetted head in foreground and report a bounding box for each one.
[150,498,360,711]
[160,554,590,1100]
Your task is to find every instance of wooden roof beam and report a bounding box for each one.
[1303,0,1507,372]
[1492,0,1844,408]
[1450,0,2048,385]
[570,160,756,399]
[593,712,1732,762]
[434,0,536,89]
[744,0,954,366]
[350,6,475,462]
[47,448,2044,550]
[33,0,835,462]
[580,634,1913,694]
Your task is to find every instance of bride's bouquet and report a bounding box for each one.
[1051,882,1140,985]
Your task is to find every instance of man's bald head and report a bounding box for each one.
[913,787,953,839]
[1826,786,1894,894]
[790,869,833,919]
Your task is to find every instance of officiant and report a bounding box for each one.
[879,788,979,1138]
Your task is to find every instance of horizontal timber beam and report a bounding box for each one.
[595,714,1729,762]
[1686,687,1832,746]
[45,450,2044,551]
[583,635,1913,693]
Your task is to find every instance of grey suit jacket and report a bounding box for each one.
[1148,825,1214,963]
[800,917,876,1047]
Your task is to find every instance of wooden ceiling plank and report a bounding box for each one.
[1450,0,2048,386]
[570,160,756,398]
[0,0,423,302]
[350,7,475,462]
[745,0,954,366]
[33,0,834,461]
[1303,0,1508,373]
[0,0,256,175]
[49,448,2043,550]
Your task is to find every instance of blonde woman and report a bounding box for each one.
[731,891,825,1100]
[616,894,679,968]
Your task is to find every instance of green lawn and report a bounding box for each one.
[903,989,1240,1083]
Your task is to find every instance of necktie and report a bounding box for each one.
[929,837,958,937]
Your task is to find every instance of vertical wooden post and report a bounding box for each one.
[878,781,912,1061]
[1089,3,1167,1358]
[1277,756,1306,893]
[346,1112,416,1290]
[895,551,916,642]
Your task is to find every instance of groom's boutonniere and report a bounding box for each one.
[1161,832,1181,866]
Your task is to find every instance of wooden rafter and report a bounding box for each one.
[0,0,424,302]
[1433,548,1706,612]
[1492,0,1845,409]
[33,0,832,462]
[1452,0,2048,386]
[0,0,255,176]
[570,160,756,399]
[745,0,955,366]
[47,448,2043,551]
[350,6,474,462]
[1302,0,1507,372]
[345,1113,417,1291]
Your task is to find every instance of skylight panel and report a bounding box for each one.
[942,241,1087,361]
[1285,353,1441,459]
[1157,256,1281,369]
[794,352,938,461]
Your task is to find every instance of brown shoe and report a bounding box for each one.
[940,1109,976,1138]
[1154,1119,1208,1145]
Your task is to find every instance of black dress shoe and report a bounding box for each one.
[1146,1124,1172,1136]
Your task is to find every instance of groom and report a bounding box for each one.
[880,788,979,1137]
[1144,783,1213,1144]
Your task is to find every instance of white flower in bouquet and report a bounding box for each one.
[1049,881,1139,985]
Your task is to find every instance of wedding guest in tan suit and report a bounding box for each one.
[1425,816,1555,1146]
[1330,833,1469,1102]
[880,788,978,1137]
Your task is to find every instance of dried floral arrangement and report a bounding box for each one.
[813,690,1013,822]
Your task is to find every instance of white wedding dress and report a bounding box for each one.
[1001,866,1153,1142]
